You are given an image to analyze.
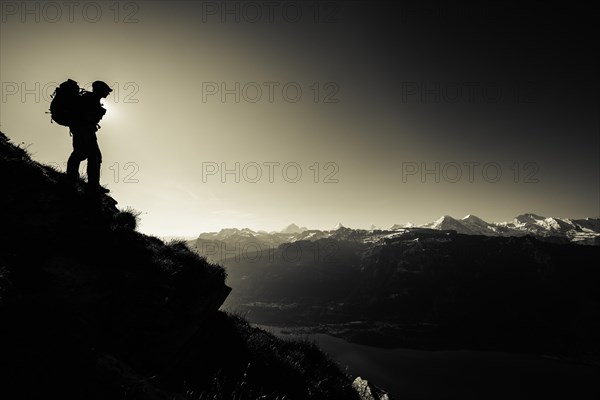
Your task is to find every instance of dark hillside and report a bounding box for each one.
[0,132,359,400]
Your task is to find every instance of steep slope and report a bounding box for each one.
[0,132,359,400]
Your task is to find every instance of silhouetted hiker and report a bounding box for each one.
[66,81,112,195]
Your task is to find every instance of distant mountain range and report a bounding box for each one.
[195,214,600,246]
[189,220,600,356]
[421,214,600,245]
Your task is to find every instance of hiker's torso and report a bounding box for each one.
[71,92,106,130]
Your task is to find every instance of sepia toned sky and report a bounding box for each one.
[1,1,598,236]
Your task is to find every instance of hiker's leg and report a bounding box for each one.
[87,137,101,188]
[66,131,87,181]
[66,153,81,180]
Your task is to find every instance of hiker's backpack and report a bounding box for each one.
[48,79,86,127]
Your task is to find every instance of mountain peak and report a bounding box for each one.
[462,214,489,225]
[431,215,458,227]
[333,222,345,230]
[514,213,545,223]
[281,223,307,234]
[217,227,240,234]
[390,222,414,230]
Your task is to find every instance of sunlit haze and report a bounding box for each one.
[1,1,598,237]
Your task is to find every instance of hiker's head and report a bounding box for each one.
[92,81,112,98]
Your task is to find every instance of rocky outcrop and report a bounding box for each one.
[353,377,392,400]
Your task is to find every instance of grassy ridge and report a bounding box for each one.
[0,131,359,400]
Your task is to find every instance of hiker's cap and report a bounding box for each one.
[92,81,112,93]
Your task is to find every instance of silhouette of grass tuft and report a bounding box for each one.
[112,207,140,231]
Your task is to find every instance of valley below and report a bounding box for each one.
[190,223,600,398]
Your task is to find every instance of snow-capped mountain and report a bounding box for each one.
[420,214,499,236]
[332,222,345,230]
[423,215,481,235]
[460,214,499,236]
[193,215,600,247]
[389,222,414,230]
[420,214,600,245]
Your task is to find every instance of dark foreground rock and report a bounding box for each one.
[0,131,359,400]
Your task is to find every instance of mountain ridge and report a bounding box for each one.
[190,221,600,359]
[196,214,600,246]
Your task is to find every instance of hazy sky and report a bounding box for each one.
[1,1,598,236]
